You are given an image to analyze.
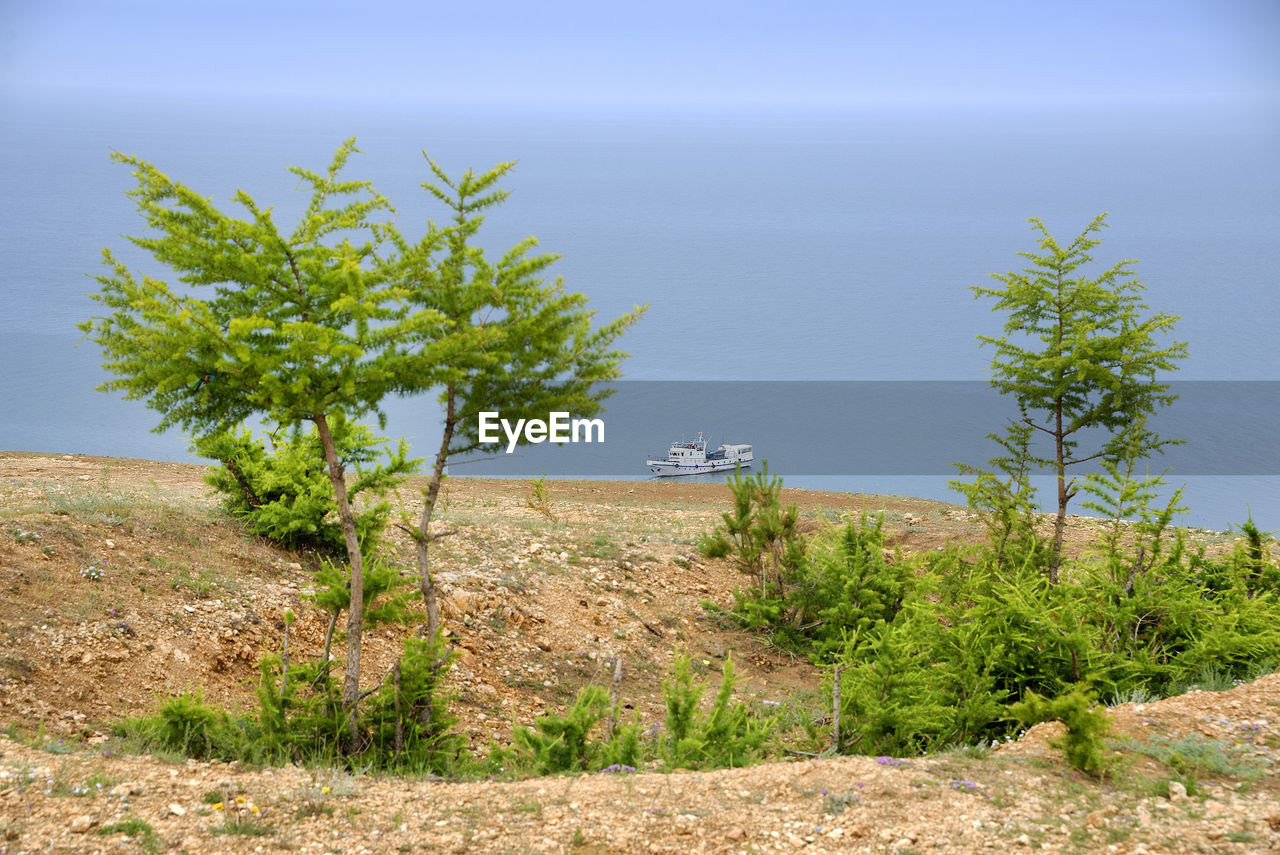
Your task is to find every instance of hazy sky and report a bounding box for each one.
[3,0,1278,112]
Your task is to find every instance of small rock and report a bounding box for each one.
[70,815,97,833]
[105,539,115,549]
[167,803,186,817]
[726,827,747,841]
[1167,780,1187,801]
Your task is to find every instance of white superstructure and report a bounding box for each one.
[646,433,754,477]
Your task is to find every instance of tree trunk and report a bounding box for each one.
[392,658,404,760]
[831,665,842,753]
[1050,401,1066,585]
[314,413,365,751]
[1051,481,1067,586]
[416,387,456,641]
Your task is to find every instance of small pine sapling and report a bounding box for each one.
[661,652,776,769]
[1011,688,1113,777]
[525,474,557,522]
[698,463,803,603]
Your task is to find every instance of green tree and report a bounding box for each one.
[79,140,413,742]
[383,156,644,639]
[80,141,643,753]
[973,214,1187,583]
[951,419,1047,575]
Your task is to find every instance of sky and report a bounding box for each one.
[3,0,1278,113]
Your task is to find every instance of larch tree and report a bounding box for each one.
[80,140,417,743]
[80,140,643,751]
[385,155,645,641]
[973,213,1187,583]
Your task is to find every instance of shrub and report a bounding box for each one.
[196,416,417,555]
[503,685,638,775]
[365,635,466,773]
[661,653,776,769]
[798,516,911,662]
[700,466,1280,761]
[698,462,804,603]
[1011,688,1113,776]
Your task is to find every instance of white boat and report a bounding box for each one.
[646,433,754,477]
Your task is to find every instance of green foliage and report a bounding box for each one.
[950,419,1048,574]
[98,817,162,854]
[116,692,258,762]
[491,653,773,778]
[197,418,417,555]
[525,474,557,522]
[831,609,985,756]
[711,510,910,662]
[973,213,1188,580]
[661,653,776,769]
[1123,733,1268,780]
[79,138,442,728]
[799,516,910,662]
[84,139,644,766]
[1011,688,1113,776]
[1233,514,1280,596]
[698,462,803,602]
[311,555,416,628]
[80,139,408,438]
[702,463,1280,760]
[82,139,643,746]
[365,635,466,773]
[1079,416,1187,597]
[503,685,639,775]
[124,630,463,775]
[378,153,645,645]
[394,157,646,464]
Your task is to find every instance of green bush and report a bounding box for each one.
[366,635,467,773]
[711,508,912,661]
[1011,688,1113,776]
[701,464,1280,761]
[698,462,804,604]
[501,685,640,776]
[114,692,267,763]
[196,416,417,555]
[661,653,776,769]
[799,516,911,662]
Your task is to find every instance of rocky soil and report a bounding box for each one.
[0,452,1274,854]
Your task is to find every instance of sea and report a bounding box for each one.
[2,93,1277,531]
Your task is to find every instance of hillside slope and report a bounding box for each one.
[0,453,1276,854]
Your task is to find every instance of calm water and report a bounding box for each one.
[2,95,1277,529]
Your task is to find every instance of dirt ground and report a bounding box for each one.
[0,452,1275,854]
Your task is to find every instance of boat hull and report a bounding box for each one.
[646,457,754,477]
